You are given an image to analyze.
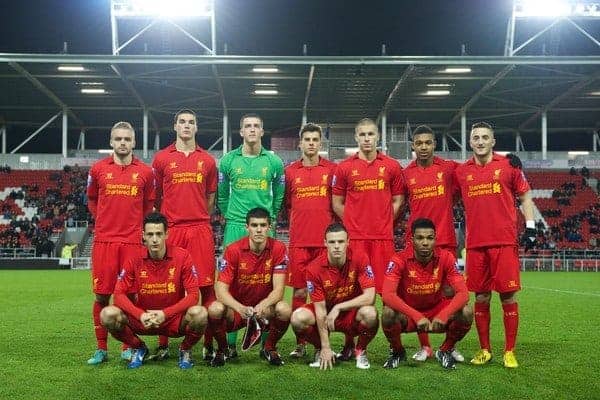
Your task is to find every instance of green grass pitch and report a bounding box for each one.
[1,270,599,400]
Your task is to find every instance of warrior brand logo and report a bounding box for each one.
[240,262,247,270]
[235,167,243,174]
[386,261,395,275]
[378,166,386,177]
[307,280,315,294]
[351,169,359,176]
[467,174,473,181]
[295,177,302,184]
[105,172,113,180]
[410,178,416,185]
[140,270,148,278]
[494,169,502,180]
[408,270,417,278]
[437,172,444,183]
[324,279,332,288]
[169,162,178,169]
[131,172,139,182]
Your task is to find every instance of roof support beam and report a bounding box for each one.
[10,111,61,153]
[519,69,600,129]
[376,65,416,125]
[8,62,84,128]
[301,65,315,127]
[446,65,515,130]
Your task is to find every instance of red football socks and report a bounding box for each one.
[417,331,431,349]
[180,325,201,351]
[474,302,491,350]
[264,317,289,352]
[208,317,228,351]
[382,322,404,353]
[355,322,377,351]
[110,325,143,349]
[93,301,108,351]
[440,319,472,352]
[502,302,519,352]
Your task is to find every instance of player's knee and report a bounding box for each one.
[381,306,397,326]
[460,304,474,324]
[291,308,313,331]
[100,305,121,329]
[95,294,110,305]
[208,300,226,319]
[442,285,455,297]
[358,305,378,326]
[275,301,291,321]
[499,291,517,304]
[187,305,208,325]
[475,292,492,304]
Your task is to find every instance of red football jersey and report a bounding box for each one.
[383,248,464,322]
[284,157,337,247]
[455,154,530,248]
[217,237,288,307]
[332,152,403,240]
[114,246,199,319]
[87,156,155,243]
[401,157,459,247]
[306,248,375,310]
[153,144,217,226]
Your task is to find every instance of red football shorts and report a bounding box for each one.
[287,247,324,288]
[126,312,185,337]
[351,239,395,294]
[167,224,215,287]
[91,242,145,295]
[200,285,216,307]
[402,298,452,332]
[301,303,360,334]
[226,310,249,333]
[466,245,521,293]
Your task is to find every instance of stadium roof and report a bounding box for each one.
[1,54,599,147]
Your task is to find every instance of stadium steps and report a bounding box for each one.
[80,234,93,258]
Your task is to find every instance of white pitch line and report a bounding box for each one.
[524,286,600,298]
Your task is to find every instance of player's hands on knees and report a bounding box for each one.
[416,317,432,332]
[141,312,157,328]
[431,317,446,332]
[238,305,255,319]
[326,307,340,331]
[254,300,269,319]
[147,310,166,326]
[319,347,335,370]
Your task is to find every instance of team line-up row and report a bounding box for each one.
[85,110,534,371]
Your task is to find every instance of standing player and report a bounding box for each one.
[152,109,217,360]
[217,113,285,354]
[399,124,463,362]
[291,223,379,370]
[86,121,155,365]
[100,212,208,369]
[210,207,291,366]
[284,123,336,358]
[455,122,534,368]
[381,218,472,370]
[331,118,402,359]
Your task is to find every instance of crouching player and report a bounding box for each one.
[381,218,472,369]
[210,207,291,366]
[100,212,208,369]
[291,223,378,370]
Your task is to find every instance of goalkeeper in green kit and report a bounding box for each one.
[217,113,285,357]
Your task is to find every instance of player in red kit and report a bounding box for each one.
[381,218,472,370]
[399,124,464,363]
[284,123,336,358]
[291,223,378,370]
[152,108,217,360]
[100,212,208,369]
[86,121,155,365]
[210,207,291,366]
[455,122,534,368]
[331,118,402,359]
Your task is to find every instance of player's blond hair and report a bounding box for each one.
[110,121,135,135]
[354,118,378,134]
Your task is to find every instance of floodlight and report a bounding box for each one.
[568,151,590,155]
[254,83,278,87]
[254,89,278,95]
[58,65,85,72]
[81,88,106,94]
[442,67,471,73]
[590,91,600,95]
[111,0,213,18]
[427,83,453,87]
[253,66,279,73]
[425,90,451,96]
[77,82,104,86]
[98,149,114,154]
[514,0,600,17]
[344,147,359,155]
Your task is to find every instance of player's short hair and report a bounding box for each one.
[471,121,494,132]
[143,212,168,231]
[412,124,434,140]
[240,113,263,129]
[246,207,271,224]
[411,218,436,234]
[110,121,135,135]
[325,222,348,236]
[299,123,322,139]
[354,118,379,134]
[173,108,197,124]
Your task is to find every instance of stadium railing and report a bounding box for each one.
[0,247,36,258]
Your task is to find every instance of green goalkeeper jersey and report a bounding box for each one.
[217,145,285,224]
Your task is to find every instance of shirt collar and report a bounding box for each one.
[407,156,443,169]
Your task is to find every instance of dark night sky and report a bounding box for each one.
[0,1,598,153]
